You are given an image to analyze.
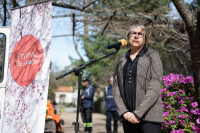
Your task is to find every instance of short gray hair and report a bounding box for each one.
[126,24,149,46]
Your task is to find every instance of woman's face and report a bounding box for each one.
[128,27,145,48]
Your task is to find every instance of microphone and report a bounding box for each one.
[105,39,127,49]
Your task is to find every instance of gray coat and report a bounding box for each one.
[113,49,164,123]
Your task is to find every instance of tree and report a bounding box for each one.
[171,0,200,107]
[70,0,193,86]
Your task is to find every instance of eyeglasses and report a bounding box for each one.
[129,31,145,38]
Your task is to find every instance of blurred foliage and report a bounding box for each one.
[48,62,77,99]
[186,0,200,11]
[48,89,55,99]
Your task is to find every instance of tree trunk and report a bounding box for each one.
[190,11,200,107]
[172,0,200,108]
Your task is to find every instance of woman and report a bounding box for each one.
[113,24,164,133]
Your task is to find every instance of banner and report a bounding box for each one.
[2,1,52,132]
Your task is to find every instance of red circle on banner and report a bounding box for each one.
[10,35,44,86]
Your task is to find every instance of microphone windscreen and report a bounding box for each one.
[118,39,127,47]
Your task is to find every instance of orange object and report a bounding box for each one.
[46,100,61,131]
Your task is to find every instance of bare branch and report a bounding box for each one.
[100,0,141,35]
[172,0,194,29]
[52,1,83,11]
[52,1,93,13]
[82,0,98,11]
[116,0,141,12]
[100,12,116,36]
[72,36,85,62]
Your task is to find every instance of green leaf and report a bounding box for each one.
[182,104,187,106]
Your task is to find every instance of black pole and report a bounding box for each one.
[72,69,83,133]
[56,47,120,133]
[3,0,7,26]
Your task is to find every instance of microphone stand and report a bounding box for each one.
[56,47,120,133]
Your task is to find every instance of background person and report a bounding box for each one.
[80,78,95,133]
[113,24,164,133]
[46,100,65,133]
[104,77,119,133]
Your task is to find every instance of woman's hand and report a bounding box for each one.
[128,114,140,124]
[123,112,133,120]
[124,112,140,124]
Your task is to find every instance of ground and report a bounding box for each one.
[44,107,124,133]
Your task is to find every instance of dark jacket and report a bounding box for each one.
[113,49,164,123]
[80,84,94,108]
[104,85,117,111]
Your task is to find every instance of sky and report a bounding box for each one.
[50,0,193,71]
[51,9,87,71]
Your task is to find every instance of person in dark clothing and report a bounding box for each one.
[80,78,94,133]
[113,24,164,133]
[104,77,119,133]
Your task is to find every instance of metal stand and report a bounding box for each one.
[56,47,120,133]
[72,69,83,133]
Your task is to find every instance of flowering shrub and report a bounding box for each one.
[161,73,200,133]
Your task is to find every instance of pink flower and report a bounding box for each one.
[180,106,188,112]
[197,118,200,125]
[186,76,194,84]
[164,79,172,88]
[163,76,167,81]
[178,100,183,104]
[178,89,184,94]
[177,95,182,101]
[192,126,199,131]
[179,114,186,119]
[167,92,173,97]
[180,78,187,84]
[190,102,198,108]
[161,88,167,92]
[197,108,200,116]
[172,91,176,96]
[163,111,169,118]
[177,129,184,133]
[179,119,184,125]
[166,104,171,109]
[169,73,180,83]
[170,128,184,133]
[170,120,175,125]
[190,110,197,115]
[164,120,168,127]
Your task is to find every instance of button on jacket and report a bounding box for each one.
[104,85,117,111]
[80,84,94,108]
[113,48,164,123]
